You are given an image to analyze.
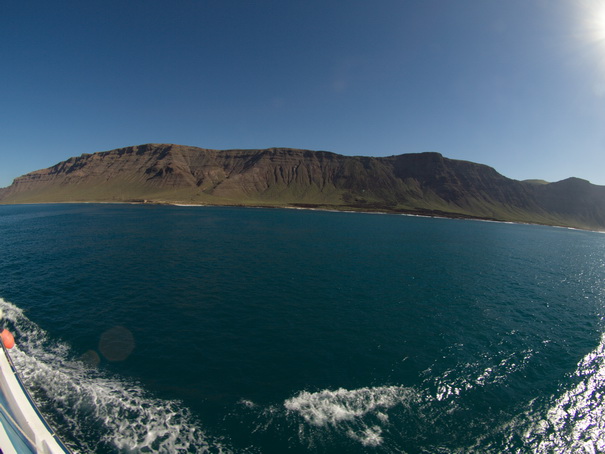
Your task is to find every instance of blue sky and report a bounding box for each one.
[2,0,605,187]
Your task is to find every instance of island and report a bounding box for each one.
[1,144,604,231]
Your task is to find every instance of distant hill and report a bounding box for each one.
[1,143,604,230]
[523,179,550,185]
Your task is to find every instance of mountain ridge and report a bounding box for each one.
[1,143,604,231]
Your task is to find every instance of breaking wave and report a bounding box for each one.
[0,298,230,454]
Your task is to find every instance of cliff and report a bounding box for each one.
[1,144,604,230]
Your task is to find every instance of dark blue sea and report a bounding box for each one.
[0,204,604,453]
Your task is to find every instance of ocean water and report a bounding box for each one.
[0,203,604,453]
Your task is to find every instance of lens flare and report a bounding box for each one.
[575,0,605,45]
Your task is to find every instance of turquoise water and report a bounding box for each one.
[0,203,604,453]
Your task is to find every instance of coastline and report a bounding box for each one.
[1,199,603,233]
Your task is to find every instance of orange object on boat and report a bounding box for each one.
[1,329,14,349]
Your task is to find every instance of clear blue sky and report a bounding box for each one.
[2,0,605,187]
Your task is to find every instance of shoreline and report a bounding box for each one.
[1,199,603,233]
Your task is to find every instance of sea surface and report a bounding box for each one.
[0,204,604,453]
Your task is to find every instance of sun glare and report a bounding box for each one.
[577,0,605,44]
[570,0,605,84]
[590,4,605,41]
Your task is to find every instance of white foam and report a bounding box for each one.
[347,425,384,447]
[239,399,257,409]
[284,385,417,427]
[283,384,418,447]
[282,348,535,449]
[0,297,230,453]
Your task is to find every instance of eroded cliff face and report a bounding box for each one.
[1,143,604,230]
[7,144,196,190]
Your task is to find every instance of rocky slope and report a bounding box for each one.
[1,143,604,230]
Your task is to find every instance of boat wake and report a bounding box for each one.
[0,298,230,454]
[284,385,419,448]
[241,336,605,452]
[4,293,605,453]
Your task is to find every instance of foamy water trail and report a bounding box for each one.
[0,298,230,454]
[279,343,540,450]
[4,293,598,452]
[284,385,418,447]
[284,386,417,426]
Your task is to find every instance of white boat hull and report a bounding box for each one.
[0,342,72,453]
